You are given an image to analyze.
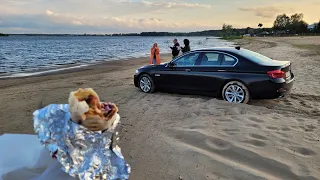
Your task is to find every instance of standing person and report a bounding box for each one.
[169,38,180,59]
[149,43,161,65]
[181,39,190,53]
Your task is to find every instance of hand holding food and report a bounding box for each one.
[33,91,130,179]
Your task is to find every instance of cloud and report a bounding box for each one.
[149,18,162,23]
[239,6,295,18]
[140,1,211,9]
[2,0,318,33]
[97,0,212,17]
[0,10,212,33]
[0,0,213,23]
[46,10,53,16]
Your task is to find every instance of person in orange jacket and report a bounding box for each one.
[149,43,161,65]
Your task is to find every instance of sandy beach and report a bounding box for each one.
[1,37,320,180]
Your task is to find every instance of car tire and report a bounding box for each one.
[138,74,155,93]
[222,81,250,104]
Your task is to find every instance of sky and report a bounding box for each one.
[0,0,319,34]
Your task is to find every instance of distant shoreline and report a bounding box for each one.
[4,34,320,38]
[3,34,219,37]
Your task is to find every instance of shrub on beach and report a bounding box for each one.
[220,36,243,40]
[0,33,9,36]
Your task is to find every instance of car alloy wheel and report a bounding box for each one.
[139,74,155,93]
[222,81,250,104]
[225,85,245,103]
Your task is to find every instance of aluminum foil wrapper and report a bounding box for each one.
[33,104,130,180]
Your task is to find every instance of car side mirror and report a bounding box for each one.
[168,62,175,67]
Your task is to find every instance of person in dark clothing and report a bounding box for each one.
[169,38,180,59]
[181,39,190,53]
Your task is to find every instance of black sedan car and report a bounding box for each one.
[134,47,294,103]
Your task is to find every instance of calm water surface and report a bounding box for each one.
[0,36,233,76]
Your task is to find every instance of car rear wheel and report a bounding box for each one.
[139,74,155,93]
[222,81,250,104]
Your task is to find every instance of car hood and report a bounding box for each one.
[138,62,169,69]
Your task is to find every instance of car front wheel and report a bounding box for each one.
[222,81,250,104]
[139,74,155,93]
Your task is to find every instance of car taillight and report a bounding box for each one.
[267,70,285,79]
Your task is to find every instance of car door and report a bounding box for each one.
[157,52,201,90]
[200,52,238,93]
[187,51,224,93]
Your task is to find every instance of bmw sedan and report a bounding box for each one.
[134,47,294,103]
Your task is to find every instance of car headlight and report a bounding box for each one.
[135,69,139,74]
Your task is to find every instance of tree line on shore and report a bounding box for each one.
[0,33,9,36]
[110,13,320,37]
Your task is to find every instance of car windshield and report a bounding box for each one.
[238,49,273,65]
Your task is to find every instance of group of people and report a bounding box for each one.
[149,38,190,65]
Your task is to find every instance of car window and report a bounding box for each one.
[221,55,237,66]
[173,53,199,66]
[200,52,220,66]
[238,49,273,65]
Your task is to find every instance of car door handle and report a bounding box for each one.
[218,70,225,72]
[185,69,191,72]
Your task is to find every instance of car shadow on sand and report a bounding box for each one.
[139,88,320,117]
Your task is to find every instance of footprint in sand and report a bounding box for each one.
[248,117,264,123]
[299,101,307,106]
[281,127,291,131]
[290,125,299,130]
[189,125,206,130]
[230,115,243,121]
[299,124,317,132]
[306,124,317,132]
[266,126,279,131]
[287,146,316,156]
[296,118,305,122]
[170,129,232,151]
[246,123,261,129]
[272,115,281,120]
[206,138,231,150]
[250,133,268,140]
[223,128,240,135]
[276,132,290,138]
[243,140,267,147]
[243,133,268,148]
[291,95,299,100]
[216,118,233,122]
[280,139,292,144]
[304,133,319,143]
[299,101,313,108]
[283,99,293,106]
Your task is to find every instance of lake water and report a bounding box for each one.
[0,36,233,77]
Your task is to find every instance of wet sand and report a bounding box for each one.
[1,37,320,180]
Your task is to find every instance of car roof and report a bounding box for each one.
[191,47,242,54]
